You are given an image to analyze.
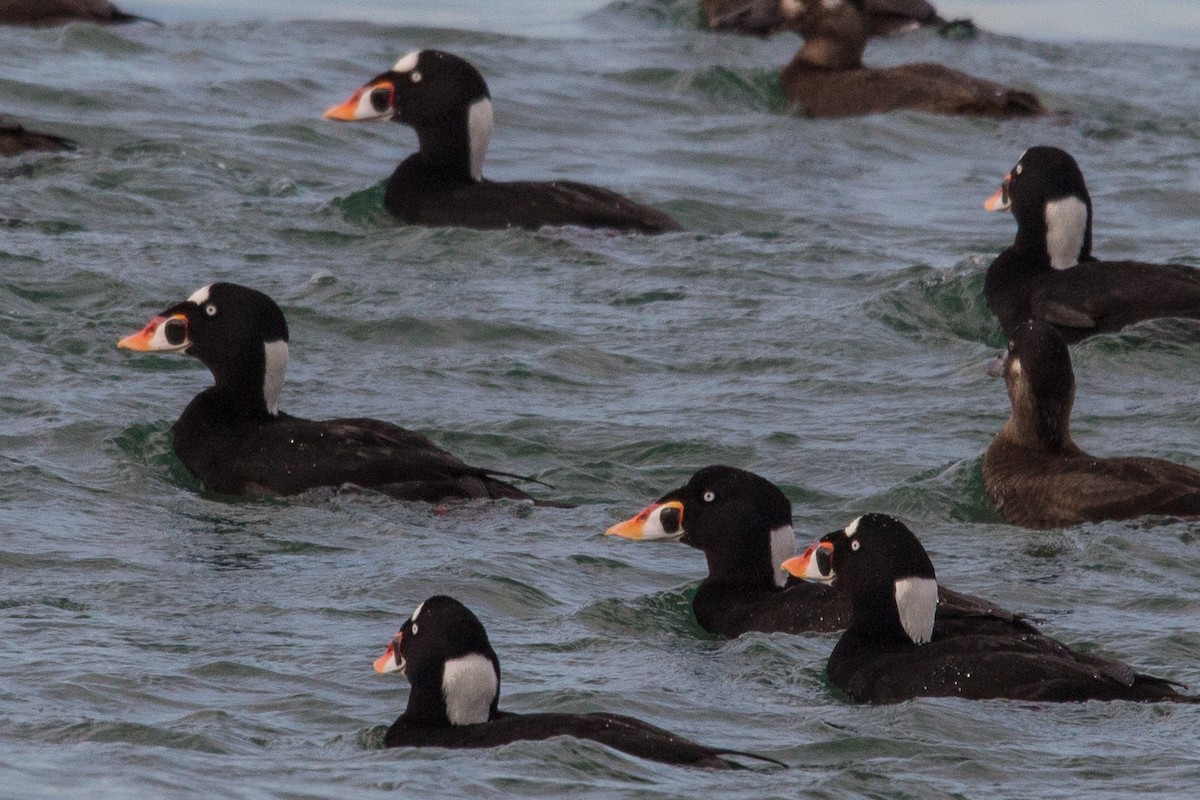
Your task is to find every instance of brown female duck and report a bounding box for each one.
[714,0,1041,118]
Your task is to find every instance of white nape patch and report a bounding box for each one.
[262,340,288,417]
[393,50,421,73]
[1044,196,1088,269]
[410,601,426,622]
[442,654,497,725]
[187,285,212,306]
[894,576,937,644]
[769,525,795,588]
[843,516,861,537]
[467,97,492,182]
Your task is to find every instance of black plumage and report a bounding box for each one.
[983,320,1200,528]
[0,116,75,156]
[783,514,1200,703]
[608,465,1025,636]
[0,0,158,26]
[375,596,783,769]
[985,146,1200,341]
[324,50,680,233]
[118,282,540,503]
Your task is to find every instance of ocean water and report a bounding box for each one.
[4,1,1200,798]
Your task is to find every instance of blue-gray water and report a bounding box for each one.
[4,1,1200,798]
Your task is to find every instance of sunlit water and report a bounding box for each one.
[4,1,1200,797]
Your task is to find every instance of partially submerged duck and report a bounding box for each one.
[711,0,1040,118]
[704,0,961,38]
[324,50,680,233]
[0,0,159,26]
[0,116,75,156]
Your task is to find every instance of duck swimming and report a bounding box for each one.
[984,146,1200,341]
[607,465,1027,636]
[374,595,783,768]
[983,320,1200,528]
[324,50,680,233]
[711,0,1041,118]
[783,513,1200,703]
[118,282,544,503]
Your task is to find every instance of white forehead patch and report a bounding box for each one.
[769,524,795,588]
[393,51,421,73]
[187,285,212,306]
[844,516,861,537]
[894,576,938,645]
[442,654,497,725]
[1044,196,1088,270]
[410,600,426,622]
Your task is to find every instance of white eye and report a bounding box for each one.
[1015,163,1023,175]
[410,622,418,635]
[703,491,715,502]
[411,71,422,83]
[851,540,860,551]
[204,304,217,317]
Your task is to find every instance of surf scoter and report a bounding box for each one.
[983,320,1200,529]
[606,465,1026,636]
[984,146,1200,341]
[374,595,783,768]
[0,0,158,26]
[323,50,680,233]
[705,0,964,38]
[710,0,1040,118]
[783,513,1200,703]
[0,116,75,156]
[117,283,542,503]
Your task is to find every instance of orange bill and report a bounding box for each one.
[781,541,834,581]
[117,313,187,351]
[984,174,1012,212]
